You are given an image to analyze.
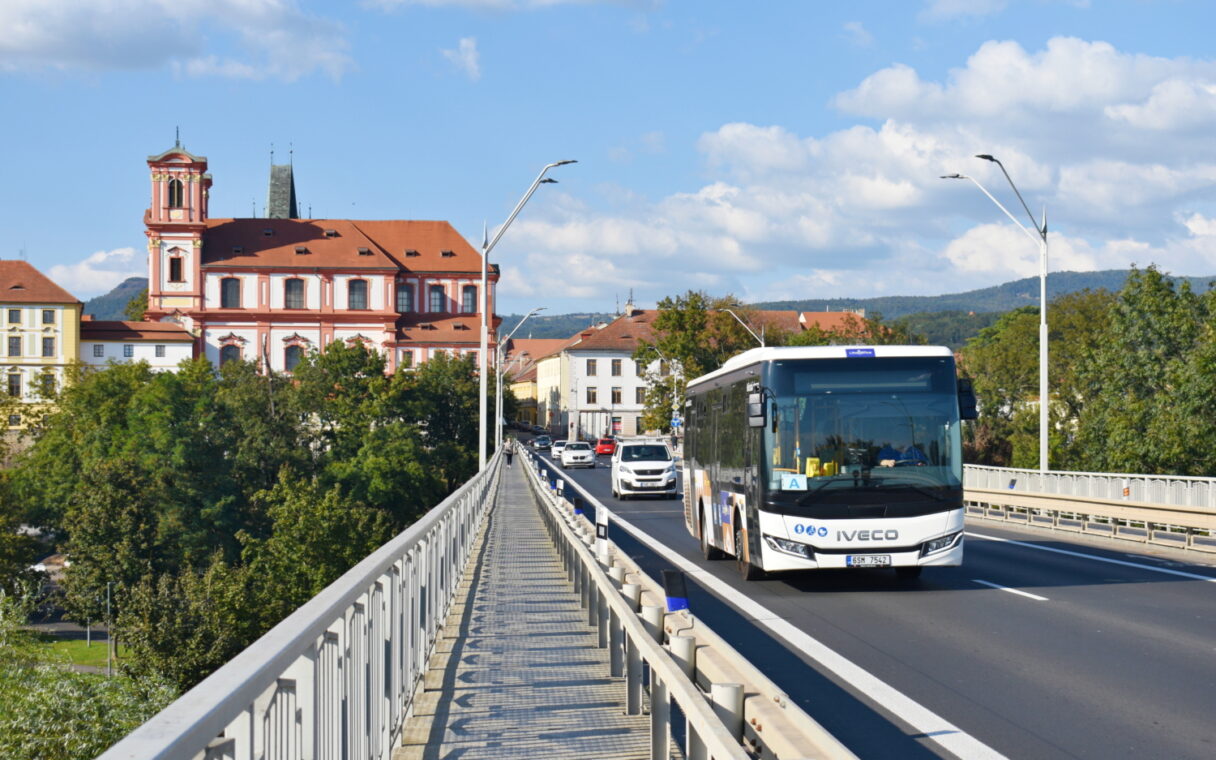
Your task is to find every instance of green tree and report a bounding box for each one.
[123,288,148,321]
[1069,267,1211,474]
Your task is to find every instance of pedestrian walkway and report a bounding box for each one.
[395,463,652,759]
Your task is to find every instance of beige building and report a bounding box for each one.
[0,261,81,428]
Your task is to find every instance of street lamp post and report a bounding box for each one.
[942,154,1050,472]
[478,160,576,470]
[722,308,764,347]
[495,307,546,448]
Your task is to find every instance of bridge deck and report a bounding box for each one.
[395,462,653,760]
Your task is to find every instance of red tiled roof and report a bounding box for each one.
[504,338,570,363]
[80,320,194,341]
[799,311,869,332]
[510,365,538,383]
[568,310,656,352]
[749,310,803,334]
[396,315,485,345]
[0,261,79,304]
[202,219,485,272]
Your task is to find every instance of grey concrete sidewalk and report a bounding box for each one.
[395,463,652,760]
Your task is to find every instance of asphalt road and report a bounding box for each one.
[525,444,1216,760]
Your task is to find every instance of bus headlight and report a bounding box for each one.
[764,535,815,559]
[920,531,962,556]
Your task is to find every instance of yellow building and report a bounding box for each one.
[0,261,81,428]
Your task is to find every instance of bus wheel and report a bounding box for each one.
[735,517,764,581]
[896,566,923,580]
[701,511,724,560]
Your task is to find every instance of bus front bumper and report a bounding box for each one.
[755,509,964,572]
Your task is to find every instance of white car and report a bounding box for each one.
[560,441,595,469]
[611,439,678,499]
[551,440,568,459]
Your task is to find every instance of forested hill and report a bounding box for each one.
[497,312,617,340]
[752,270,1215,319]
[84,276,147,320]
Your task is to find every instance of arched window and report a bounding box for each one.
[348,279,368,310]
[396,284,414,313]
[219,344,241,366]
[462,284,477,314]
[429,284,446,313]
[168,178,184,208]
[168,254,184,283]
[284,278,305,309]
[220,277,240,308]
[284,345,304,372]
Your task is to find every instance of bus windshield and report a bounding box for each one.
[763,357,962,499]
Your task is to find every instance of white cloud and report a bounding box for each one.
[0,0,351,81]
[442,37,481,81]
[48,247,144,298]
[842,21,873,48]
[497,36,1216,312]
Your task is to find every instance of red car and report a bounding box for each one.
[595,438,616,456]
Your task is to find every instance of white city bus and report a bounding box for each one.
[682,345,977,580]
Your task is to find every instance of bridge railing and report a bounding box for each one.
[964,464,1216,551]
[98,453,502,760]
[965,464,1216,509]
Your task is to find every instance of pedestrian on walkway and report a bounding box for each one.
[505,441,514,468]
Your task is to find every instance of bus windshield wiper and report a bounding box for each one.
[869,481,948,501]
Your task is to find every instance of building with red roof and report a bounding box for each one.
[0,260,81,427]
[141,141,498,373]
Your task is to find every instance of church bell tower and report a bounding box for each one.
[144,133,211,322]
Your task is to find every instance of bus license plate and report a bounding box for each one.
[846,555,891,568]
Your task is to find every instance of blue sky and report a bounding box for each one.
[2,0,1216,315]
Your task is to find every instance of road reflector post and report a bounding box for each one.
[573,496,585,517]
[622,583,642,612]
[641,604,664,643]
[669,635,696,680]
[662,569,689,612]
[711,682,745,741]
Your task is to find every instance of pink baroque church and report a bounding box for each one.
[142,139,500,373]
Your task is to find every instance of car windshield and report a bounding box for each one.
[567,443,591,451]
[621,445,671,462]
[598,439,613,445]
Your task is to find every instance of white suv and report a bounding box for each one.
[560,441,594,469]
[611,439,678,500]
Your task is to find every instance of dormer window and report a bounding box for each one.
[294,246,308,255]
[357,247,372,256]
[263,228,274,237]
[231,246,243,255]
[405,249,420,257]
[324,229,338,238]
[441,250,456,258]
[168,178,184,208]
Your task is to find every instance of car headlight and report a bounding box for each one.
[921,531,962,556]
[764,535,815,559]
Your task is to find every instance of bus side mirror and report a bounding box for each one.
[747,391,766,427]
[957,378,978,420]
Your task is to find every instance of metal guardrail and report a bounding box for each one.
[521,450,749,760]
[964,465,1216,552]
[965,464,1216,508]
[524,448,856,760]
[98,453,502,760]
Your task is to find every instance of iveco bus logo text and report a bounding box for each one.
[836,529,899,541]
[793,524,828,537]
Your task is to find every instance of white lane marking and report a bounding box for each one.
[965,531,1216,584]
[972,579,1049,601]
[549,469,1009,760]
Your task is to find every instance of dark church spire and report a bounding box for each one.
[267,163,299,219]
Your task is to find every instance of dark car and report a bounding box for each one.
[595,438,617,456]
[534,436,552,450]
